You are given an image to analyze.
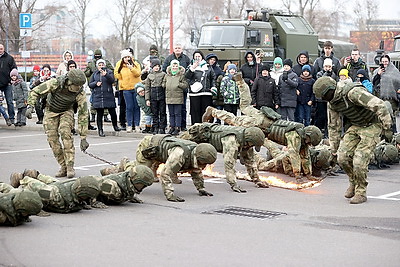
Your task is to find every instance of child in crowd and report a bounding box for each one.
[251,64,279,110]
[270,57,284,85]
[162,59,188,136]
[316,58,338,81]
[277,58,298,121]
[0,91,12,126]
[10,69,28,126]
[338,69,352,83]
[33,64,56,124]
[296,65,315,126]
[144,59,167,134]
[356,69,373,94]
[135,83,153,133]
[220,64,240,116]
[29,65,41,90]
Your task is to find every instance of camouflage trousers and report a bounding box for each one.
[44,109,75,169]
[221,135,259,187]
[0,182,17,194]
[256,140,287,173]
[19,174,65,208]
[337,123,381,196]
[285,131,312,176]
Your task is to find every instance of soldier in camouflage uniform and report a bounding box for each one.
[26,69,90,178]
[313,76,392,204]
[95,165,154,205]
[181,122,269,192]
[0,185,43,226]
[203,72,322,182]
[369,140,399,168]
[135,135,218,202]
[9,170,101,213]
[256,141,331,179]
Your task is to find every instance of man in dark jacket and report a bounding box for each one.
[342,48,368,81]
[251,64,279,110]
[314,41,341,76]
[0,44,17,124]
[240,51,262,89]
[292,50,316,78]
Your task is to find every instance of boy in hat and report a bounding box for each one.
[10,69,28,126]
[251,63,278,110]
[296,65,315,126]
[135,82,153,133]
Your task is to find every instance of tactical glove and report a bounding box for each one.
[91,200,108,209]
[231,185,247,193]
[167,194,185,202]
[80,138,89,152]
[282,71,288,81]
[198,189,213,196]
[255,181,269,188]
[25,105,34,119]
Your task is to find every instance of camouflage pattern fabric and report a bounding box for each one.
[28,77,88,170]
[285,131,312,176]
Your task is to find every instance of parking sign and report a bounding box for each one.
[19,13,32,28]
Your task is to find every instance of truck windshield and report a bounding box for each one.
[199,25,245,46]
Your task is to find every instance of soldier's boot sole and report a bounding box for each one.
[344,185,355,198]
[10,172,24,188]
[350,194,367,204]
[202,106,215,122]
[23,169,39,178]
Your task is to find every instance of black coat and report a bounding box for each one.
[251,75,278,108]
[297,76,315,105]
[89,69,116,109]
[277,70,298,108]
[0,52,17,88]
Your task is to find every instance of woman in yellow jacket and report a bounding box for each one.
[114,49,142,133]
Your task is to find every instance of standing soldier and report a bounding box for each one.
[313,76,392,204]
[10,171,101,213]
[181,122,269,192]
[136,135,218,202]
[26,69,90,178]
[0,186,43,226]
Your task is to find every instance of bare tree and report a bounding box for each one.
[354,0,379,31]
[70,0,92,54]
[110,0,146,49]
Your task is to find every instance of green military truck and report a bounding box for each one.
[197,9,319,67]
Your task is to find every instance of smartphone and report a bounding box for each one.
[380,63,385,69]
[128,59,133,65]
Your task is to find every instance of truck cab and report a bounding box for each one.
[197,9,319,67]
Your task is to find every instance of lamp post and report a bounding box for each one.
[169,0,173,54]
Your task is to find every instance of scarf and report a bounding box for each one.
[374,62,400,100]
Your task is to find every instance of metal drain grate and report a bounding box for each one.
[203,206,287,219]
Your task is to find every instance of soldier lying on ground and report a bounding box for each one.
[256,140,331,180]
[180,122,269,192]
[94,165,154,205]
[0,185,43,226]
[9,170,102,213]
[202,72,322,182]
[369,140,399,169]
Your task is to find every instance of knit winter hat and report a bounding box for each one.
[33,65,41,71]
[283,58,293,67]
[96,59,106,67]
[302,65,311,72]
[227,64,237,71]
[339,69,349,78]
[273,57,283,66]
[120,49,132,59]
[10,69,19,77]
[135,82,145,93]
[151,59,161,68]
[260,64,270,72]
[170,59,180,67]
[323,58,333,66]
[356,69,367,77]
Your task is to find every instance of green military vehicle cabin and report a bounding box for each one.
[197,9,319,67]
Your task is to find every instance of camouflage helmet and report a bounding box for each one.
[313,76,337,98]
[310,147,331,170]
[13,189,43,216]
[130,165,154,191]
[375,143,399,164]
[304,126,323,146]
[67,69,86,92]
[194,143,218,165]
[244,127,265,152]
[393,133,400,145]
[72,176,101,200]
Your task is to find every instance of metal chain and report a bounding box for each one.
[83,150,117,166]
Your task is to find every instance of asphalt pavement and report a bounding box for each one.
[0,120,399,267]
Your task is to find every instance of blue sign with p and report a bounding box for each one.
[19,13,32,28]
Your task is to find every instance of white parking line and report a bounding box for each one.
[0,133,45,139]
[368,190,400,201]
